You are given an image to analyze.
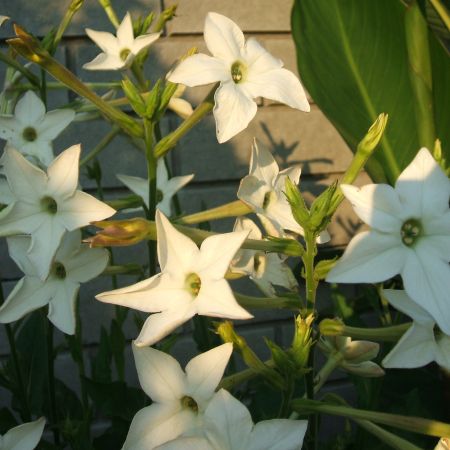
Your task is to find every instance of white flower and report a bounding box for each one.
[382,290,450,371]
[168,85,194,119]
[0,230,109,334]
[0,417,45,450]
[0,145,115,280]
[230,217,298,296]
[84,12,160,71]
[96,210,252,347]
[122,342,233,449]
[0,91,75,167]
[157,389,308,450]
[117,159,194,216]
[0,175,13,205]
[435,438,450,450]
[326,148,450,334]
[167,12,310,143]
[0,15,9,27]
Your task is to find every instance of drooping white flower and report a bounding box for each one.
[96,210,252,347]
[122,342,233,449]
[0,230,109,334]
[326,148,450,334]
[0,145,115,280]
[0,91,75,167]
[230,217,298,296]
[167,12,310,143]
[157,389,308,450]
[83,12,160,71]
[382,290,450,371]
[117,159,194,216]
[0,417,45,450]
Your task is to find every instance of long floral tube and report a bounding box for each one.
[291,398,450,438]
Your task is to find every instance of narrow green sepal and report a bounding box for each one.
[309,180,338,233]
[121,78,146,116]
[314,257,338,281]
[284,177,310,230]
[145,79,162,119]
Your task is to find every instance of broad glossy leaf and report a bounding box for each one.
[292,0,450,184]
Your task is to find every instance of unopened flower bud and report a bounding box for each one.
[358,113,388,154]
[291,314,314,369]
[319,318,345,336]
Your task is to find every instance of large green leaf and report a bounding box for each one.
[292,0,450,184]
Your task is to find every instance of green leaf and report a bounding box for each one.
[292,0,450,184]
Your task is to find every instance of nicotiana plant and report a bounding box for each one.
[0,2,448,450]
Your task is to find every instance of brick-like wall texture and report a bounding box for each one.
[0,1,364,413]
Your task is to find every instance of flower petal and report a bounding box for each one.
[382,323,435,368]
[168,54,229,87]
[38,108,75,141]
[47,144,80,198]
[117,12,134,48]
[395,148,450,218]
[435,335,450,370]
[15,91,45,124]
[131,32,160,55]
[185,343,233,402]
[249,139,279,186]
[0,202,45,236]
[21,141,55,167]
[196,230,248,278]
[123,404,196,450]
[65,246,109,283]
[1,147,47,202]
[132,343,186,401]
[117,173,148,206]
[134,303,196,347]
[47,280,79,335]
[237,174,268,212]
[248,419,308,450]
[156,437,212,450]
[196,279,253,320]
[204,12,245,63]
[0,116,20,141]
[58,191,116,230]
[85,28,119,53]
[213,81,257,143]
[0,277,50,323]
[326,231,406,283]
[83,52,124,71]
[402,242,450,335]
[383,289,433,325]
[246,68,310,112]
[6,235,38,276]
[3,417,45,450]
[156,210,200,274]
[168,97,194,119]
[244,37,283,73]
[204,389,253,449]
[96,273,190,313]
[340,184,404,233]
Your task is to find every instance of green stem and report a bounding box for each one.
[52,0,84,52]
[303,232,317,311]
[313,352,344,394]
[46,320,60,445]
[219,360,275,390]
[154,85,217,158]
[429,0,450,30]
[102,264,143,276]
[0,51,40,86]
[97,0,120,28]
[291,398,450,439]
[79,125,120,166]
[279,377,295,418]
[10,81,123,91]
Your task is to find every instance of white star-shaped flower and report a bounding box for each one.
[382,290,450,371]
[83,12,160,71]
[231,217,298,296]
[0,417,45,450]
[0,230,109,334]
[0,145,115,280]
[117,159,194,216]
[0,91,75,167]
[326,148,450,334]
[122,342,233,449]
[96,210,252,347]
[167,12,310,143]
[157,389,308,450]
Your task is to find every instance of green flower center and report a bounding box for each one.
[181,395,198,412]
[262,190,276,210]
[41,196,58,215]
[400,218,422,247]
[23,126,37,142]
[120,48,131,62]
[52,261,67,279]
[156,189,164,203]
[185,273,201,297]
[231,61,247,84]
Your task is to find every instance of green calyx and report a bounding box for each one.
[400,218,422,247]
[41,196,58,215]
[22,126,37,142]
